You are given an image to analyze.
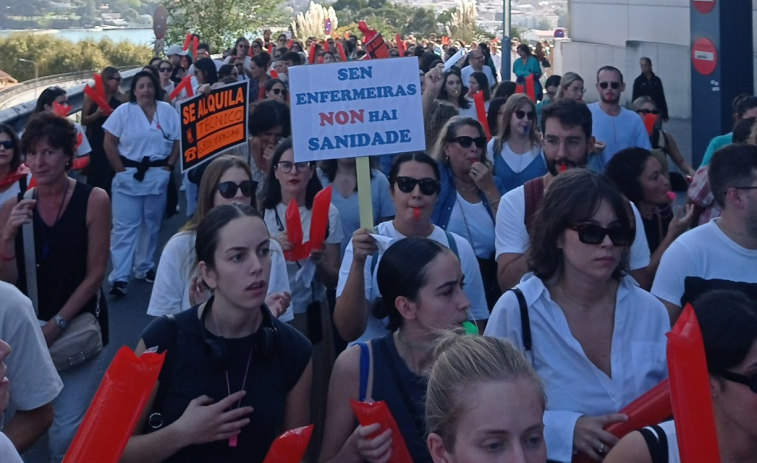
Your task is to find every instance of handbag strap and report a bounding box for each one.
[357,342,373,402]
[639,425,669,463]
[21,188,38,315]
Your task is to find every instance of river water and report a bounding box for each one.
[0,28,155,45]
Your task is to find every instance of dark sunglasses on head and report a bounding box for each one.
[217,180,256,199]
[449,136,487,149]
[395,176,440,196]
[270,88,287,96]
[0,140,14,149]
[599,81,621,90]
[567,223,635,246]
[515,110,535,121]
[721,371,757,394]
[637,109,660,115]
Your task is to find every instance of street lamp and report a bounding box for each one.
[501,0,511,81]
[18,58,39,99]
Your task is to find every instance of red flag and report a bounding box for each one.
[666,304,721,463]
[63,348,165,463]
[395,34,405,55]
[308,44,317,64]
[473,92,490,140]
[525,74,536,101]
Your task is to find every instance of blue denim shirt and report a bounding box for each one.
[431,162,506,229]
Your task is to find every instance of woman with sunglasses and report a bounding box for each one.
[432,116,504,309]
[487,93,547,192]
[632,96,695,179]
[223,37,252,73]
[149,155,291,319]
[321,238,472,463]
[193,58,219,94]
[81,67,126,196]
[264,78,287,104]
[334,152,489,344]
[606,289,757,463]
[485,169,670,463]
[261,137,343,449]
[251,39,263,56]
[103,71,180,297]
[157,60,179,97]
[31,87,92,159]
[0,125,28,207]
[514,44,543,102]
[122,203,312,463]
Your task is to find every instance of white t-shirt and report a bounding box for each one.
[494,183,651,271]
[484,274,670,462]
[0,433,22,463]
[486,138,541,173]
[147,231,292,321]
[0,282,62,412]
[447,192,495,259]
[263,203,343,319]
[458,105,479,120]
[336,221,490,344]
[587,103,651,168]
[461,65,495,88]
[0,173,31,208]
[651,219,757,307]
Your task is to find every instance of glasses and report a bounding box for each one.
[158,67,172,72]
[637,109,660,115]
[515,110,535,120]
[599,82,621,90]
[567,223,635,246]
[449,136,487,149]
[276,161,311,173]
[0,140,14,149]
[543,135,586,153]
[270,88,287,96]
[217,180,256,199]
[395,176,440,196]
[721,371,757,393]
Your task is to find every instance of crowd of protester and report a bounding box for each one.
[0,27,755,463]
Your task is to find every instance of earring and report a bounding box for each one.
[65,159,72,169]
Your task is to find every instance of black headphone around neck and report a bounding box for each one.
[199,296,280,370]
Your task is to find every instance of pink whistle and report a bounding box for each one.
[667,191,676,202]
[229,434,238,447]
[413,208,421,219]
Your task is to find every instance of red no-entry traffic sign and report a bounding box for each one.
[692,0,716,15]
[692,37,717,76]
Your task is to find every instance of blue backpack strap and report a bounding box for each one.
[444,230,459,258]
[358,342,370,402]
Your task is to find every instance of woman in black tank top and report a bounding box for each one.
[0,114,111,460]
[320,237,472,463]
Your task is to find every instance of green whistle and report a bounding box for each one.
[462,321,478,335]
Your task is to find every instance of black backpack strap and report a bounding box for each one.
[148,315,178,431]
[639,426,669,463]
[508,287,531,352]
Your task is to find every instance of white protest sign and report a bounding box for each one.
[288,57,426,162]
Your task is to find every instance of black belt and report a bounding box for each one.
[120,156,169,182]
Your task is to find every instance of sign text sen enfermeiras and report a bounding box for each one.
[179,80,249,173]
[288,57,426,162]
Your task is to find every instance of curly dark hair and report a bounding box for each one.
[527,169,633,280]
[605,148,654,204]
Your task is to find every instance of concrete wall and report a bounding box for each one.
[562,0,757,118]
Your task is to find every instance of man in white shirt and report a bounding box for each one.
[587,66,651,170]
[496,99,652,291]
[652,144,757,323]
[0,338,23,463]
[490,42,503,81]
[0,281,63,454]
[461,48,495,89]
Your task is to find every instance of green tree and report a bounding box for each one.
[403,7,437,37]
[536,18,551,30]
[165,0,288,53]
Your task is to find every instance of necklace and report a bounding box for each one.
[35,179,70,261]
[209,302,255,448]
[455,194,477,249]
[453,174,477,193]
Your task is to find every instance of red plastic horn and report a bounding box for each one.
[182,32,192,51]
[350,400,413,463]
[308,44,317,64]
[63,348,165,463]
[396,34,405,55]
[473,92,490,140]
[262,425,314,463]
[643,113,658,136]
[667,304,721,463]
[525,74,536,101]
[335,41,348,61]
[309,186,332,250]
[169,76,194,101]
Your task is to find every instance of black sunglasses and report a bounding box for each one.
[217,180,256,199]
[515,110,535,121]
[0,140,14,149]
[637,109,660,115]
[721,371,757,393]
[449,136,487,149]
[567,223,635,246]
[270,88,287,96]
[158,67,172,72]
[395,176,440,196]
[599,82,621,90]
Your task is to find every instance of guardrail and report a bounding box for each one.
[0,69,96,104]
[0,67,141,133]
